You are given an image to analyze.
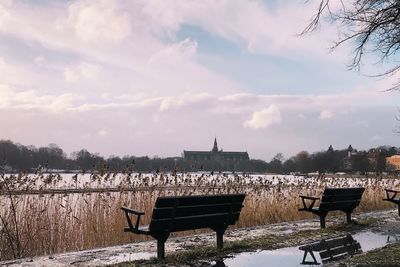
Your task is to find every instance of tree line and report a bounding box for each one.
[269,145,397,174]
[0,140,397,174]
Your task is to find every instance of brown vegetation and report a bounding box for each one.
[0,172,399,261]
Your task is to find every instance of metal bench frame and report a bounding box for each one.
[298,188,365,228]
[383,189,400,216]
[122,194,245,260]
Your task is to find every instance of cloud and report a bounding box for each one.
[159,93,212,112]
[148,38,198,64]
[66,0,131,43]
[64,62,101,82]
[320,110,333,120]
[98,128,109,137]
[0,85,397,160]
[63,68,79,82]
[0,0,12,27]
[0,84,80,112]
[138,0,345,60]
[243,105,281,129]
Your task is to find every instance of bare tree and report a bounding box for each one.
[304,0,400,89]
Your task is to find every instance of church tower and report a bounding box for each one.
[212,138,219,153]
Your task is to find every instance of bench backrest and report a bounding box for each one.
[319,187,364,211]
[149,194,245,233]
[299,234,361,263]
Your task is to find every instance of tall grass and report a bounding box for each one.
[0,173,399,261]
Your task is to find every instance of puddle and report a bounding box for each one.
[218,231,396,267]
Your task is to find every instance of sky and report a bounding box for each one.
[0,0,399,161]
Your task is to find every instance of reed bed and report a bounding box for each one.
[0,172,399,261]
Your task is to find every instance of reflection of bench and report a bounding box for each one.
[299,234,361,264]
[383,189,400,216]
[299,188,365,228]
[122,194,246,260]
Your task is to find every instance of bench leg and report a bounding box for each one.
[216,229,225,249]
[346,211,352,223]
[319,214,327,229]
[302,250,318,265]
[155,234,169,261]
[157,239,165,260]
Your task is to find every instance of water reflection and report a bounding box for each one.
[299,234,361,265]
[214,231,392,267]
[387,233,399,243]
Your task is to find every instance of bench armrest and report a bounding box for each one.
[121,206,145,215]
[299,195,320,200]
[121,206,145,232]
[299,195,320,211]
[383,189,399,201]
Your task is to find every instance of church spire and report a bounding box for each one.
[212,138,218,153]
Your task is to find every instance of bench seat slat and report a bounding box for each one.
[151,203,243,219]
[320,242,361,260]
[323,188,364,196]
[321,194,363,203]
[299,235,355,251]
[154,194,246,208]
[150,212,240,232]
[318,200,361,211]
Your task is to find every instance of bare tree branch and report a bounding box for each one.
[304,0,400,90]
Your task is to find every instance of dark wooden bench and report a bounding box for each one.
[299,234,361,264]
[298,188,365,228]
[383,189,400,216]
[122,194,246,260]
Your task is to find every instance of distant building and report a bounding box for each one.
[183,138,249,161]
[343,145,356,171]
[386,155,400,171]
[367,148,381,171]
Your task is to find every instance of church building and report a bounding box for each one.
[183,138,249,161]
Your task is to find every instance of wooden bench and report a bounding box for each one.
[122,194,246,260]
[299,234,361,264]
[383,189,400,216]
[298,188,365,228]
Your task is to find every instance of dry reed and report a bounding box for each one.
[0,172,399,261]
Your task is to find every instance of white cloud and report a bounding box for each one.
[79,62,100,79]
[159,93,211,112]
[138,0,345,60]
[66,0,131,43]
[63,68,79,82]
[0,0,12,27]
[34,55,45,65]
[64,62,100,82]
[148,38,198,64]
[243,105,281,129]
[0,85,397,160]
[320,110,333,120]
[98,128,109,137]
[0,84,80,112]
